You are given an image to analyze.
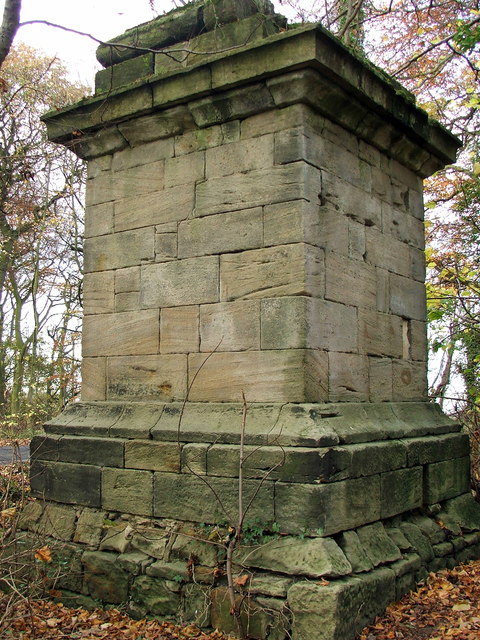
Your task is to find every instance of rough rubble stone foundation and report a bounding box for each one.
[24,1,480,638]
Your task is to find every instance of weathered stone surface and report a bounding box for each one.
[81,358,107,401]
[288,577,364,640]
[263,199,322,248]
[389,273,426,321]
[260,296,357,352]
[83,551,129,603]
[170,530,219,567]
[130,527,169,559]
[102,468,154,515]
[83,272,115,314]
[206,135,273,178]
[30,434,60,461]
[125,440,180,472]
[83,310,159,357]
[424,456,471,503]
[406,514,445,544]
[99,522,134,553]
[195,163,320,216]
[146,559,189,580]
[109,403,164,439]
[141,256,219,308]
[117,551,152,574]
[96,53,155,92]
[399,522,434,562]
[325,252,376,310]
[443,493,480,531]
[328,353,369,402]
[37,503,76,541]
[220,243,324,301]
[17,501,44,531]
[117,107,195,146]
[84,202,114,239]
[199,300,260,352]
[160,306,199,354]
[181,443,208,475]
[106,354,187,401]
[84,228,154,273]
[57,436,124,467]
[241,536,352,578]
[74,508,107,546]
[356,522,402,567]
[178,208,263,258]
[30,460,102,507]
[404,433,469,466]
[154,472,274,524]
[348,441,407,477]
[337,530,374,573]
[182,583,211,628]
[187,350,328,403]
[275,476,381,536]
[392,360,427,401]
[247,574,292,598]
[380,467,423,518]
[358,310,403,357]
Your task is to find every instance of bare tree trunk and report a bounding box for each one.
[0,0,21,69]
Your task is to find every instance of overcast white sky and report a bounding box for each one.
[11,0,292,87]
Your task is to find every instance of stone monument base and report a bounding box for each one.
[22,401,480,639]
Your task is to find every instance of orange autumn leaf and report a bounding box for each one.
[234,574,249,586]
[34,545,52,563]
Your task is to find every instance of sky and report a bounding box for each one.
[12,0,293,88]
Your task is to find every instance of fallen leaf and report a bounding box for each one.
[34,545,52,563]
[234,574,249,586]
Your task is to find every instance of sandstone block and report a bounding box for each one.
[190,83,275,128]
[130,527,169,559]
[205,134,273,178]
[380,467,423,518]
[83,551,129,604]
[84,202,114,238]
[83,309,159,357]
[321,171,382,228]
[404,433,470,466]
[155,232,177,261]
[389,274,426,321]
[199,300,260,352]
[220,244,324,301]
[80,358,106,401]
[109,403,165,439]
[358,310,403,358]
[365,228,410,278]
[337,530,374,573]
[240,103,321,139]
[106,354,187,401]
[153,472,274,524]
[368,358,393,402]
[443,493,480,531]
[325,252,376,310]
[424,456,471,503]
[178,207,263,258]
[114,184,195,232]
[399,522,434,562]
[84,227,154,273]
[160,306,199,354]
[392,360,427,400]
[348,441,407,477]
[174,120,240,156]
[260,296,357,352]
[181,443,208,475]
[328,353,369,402]
[164,151,204,187]
[83,271,115,315]
[409,319,428,361]
[57,436,124,468]
[275,476,381,536]
[263,200,323,248]
[195,162,321,216]
[87,155,111,179]
[356,522,402,566]
[141,256,219,308]
[37,503,77,541]
[74,508,107,546]
[30,435,60,461]
[187,349,328,403]
[125,440,180,472]
[102,468,154,515]
[30,460,101,507]
[112,138,174,172]
[241,536,352,578]
[117,106,195,146]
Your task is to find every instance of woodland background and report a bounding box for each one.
[0,0,479,447]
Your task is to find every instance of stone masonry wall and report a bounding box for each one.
[81,97,428,404]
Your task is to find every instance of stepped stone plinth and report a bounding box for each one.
[23,1,480,638]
